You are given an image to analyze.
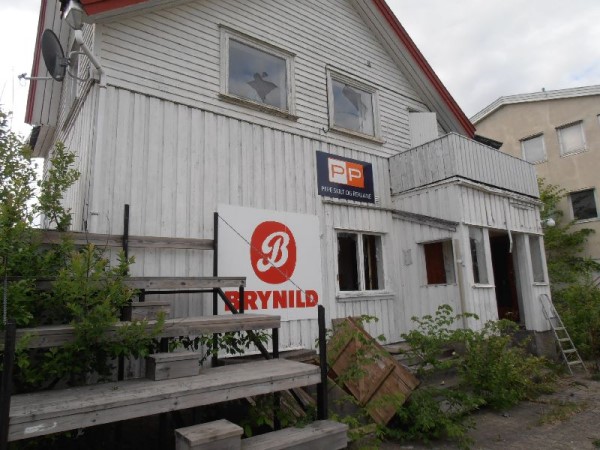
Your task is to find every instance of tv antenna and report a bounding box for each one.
[18,28,104,84]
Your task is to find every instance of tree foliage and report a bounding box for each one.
[539,178,600,359]
[0,109,162,391]
[538,178,600,284]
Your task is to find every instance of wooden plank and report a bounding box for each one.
[8,359,320,442]
[327,318,419,426]
[35,276,245,291]
[146,351,200,381]
[40,230,214,250]
[122,301,171,321]
[241,420,348,450]
[175,419,243,450]
[5,314,281,349]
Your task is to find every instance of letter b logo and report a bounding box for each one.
[250,221,297,284]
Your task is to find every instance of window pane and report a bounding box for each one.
[558,122,585,156]
[332,79,374,136]
[570,189,598,220]
[521,135,545,163]
[469,227,488,284]
[228,39,287,109]
[529,236,545,283]
[338,233,359,291]
[363,235,383,290]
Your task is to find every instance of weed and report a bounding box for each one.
[537,400,588,425]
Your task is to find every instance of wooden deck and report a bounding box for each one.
[8,359,320,442]
[3,314,280,349]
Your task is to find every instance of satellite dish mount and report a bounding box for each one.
[18,28,104,84]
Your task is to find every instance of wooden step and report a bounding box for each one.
[5,314,281,349]
[8,359,320,442]
[242,420,348,450]
[175,419,243,450]
[146,351,200,381]
[36,276,245,291]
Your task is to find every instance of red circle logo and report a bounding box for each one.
[250,221,297,284]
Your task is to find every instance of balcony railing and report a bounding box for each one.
[389,132,539,198]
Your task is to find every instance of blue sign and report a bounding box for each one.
[316,151,375,203]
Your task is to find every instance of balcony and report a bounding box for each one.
[389,133,538,198]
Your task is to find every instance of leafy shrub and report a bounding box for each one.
[1,109,162,391]
[459,320,554,409]
[553,281,600,359]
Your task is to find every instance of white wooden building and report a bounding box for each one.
[26,0,552,350]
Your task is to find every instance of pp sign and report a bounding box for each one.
[316,151,374,203]
[217,205,323,321]
[328,158,365,188]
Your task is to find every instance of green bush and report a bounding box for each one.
[1,109,162,391]
[459,320,553,409]
[553,282,600,359]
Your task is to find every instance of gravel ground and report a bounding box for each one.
[370,374,600,450]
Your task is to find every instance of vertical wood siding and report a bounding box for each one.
[97,0,426,157]
[85,85,403,348]
[390,133,539,197]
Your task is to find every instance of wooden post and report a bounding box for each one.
[118,204,130,381]
[0,321,16,450]
[317,305,328,420]
[212,212,219,367]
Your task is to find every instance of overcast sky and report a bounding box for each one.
[1,0,600,137]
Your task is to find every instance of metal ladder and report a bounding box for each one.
[539,294,587,374]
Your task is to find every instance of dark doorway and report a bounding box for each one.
[489,233,521,322]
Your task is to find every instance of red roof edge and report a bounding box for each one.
[25,0,48,125]
[80,0,148,16]
[372,0,475,137]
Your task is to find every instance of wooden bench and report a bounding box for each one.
[8,359,320,442]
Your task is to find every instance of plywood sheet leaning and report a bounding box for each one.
[327,317,420,425]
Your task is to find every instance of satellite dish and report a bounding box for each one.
[41,29,68,82]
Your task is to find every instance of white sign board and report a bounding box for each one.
[217,204,323,321]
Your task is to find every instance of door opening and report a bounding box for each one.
[489,232,521,323]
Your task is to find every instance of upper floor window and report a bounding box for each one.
[557,121,586,156]
[220,28,295,116]
[520,134,546,164]
[327,71,380,140]
[569,188,598,221]
[337,231,384,292]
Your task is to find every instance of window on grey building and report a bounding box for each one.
[529,235,546,283]
[520,134,546,163]
[570,189,598,221]
[557,121,586,156]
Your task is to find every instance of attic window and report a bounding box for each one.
[220,28,295,118]
[327,71,381,140]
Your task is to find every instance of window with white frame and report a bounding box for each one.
[327,71,380,139]
[422,240,455,285]
[557,121,586,156]
[569,189,598,221]
[520,134,546,163]
[469,227,489,284]
[220,28,294,114]
[529,235,546,283]
[337,232,384,292]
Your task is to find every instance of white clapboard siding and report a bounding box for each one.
[77,85,399,348]
[390,133,539,197]
[393,182,542,235]
[96,0,427,157]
